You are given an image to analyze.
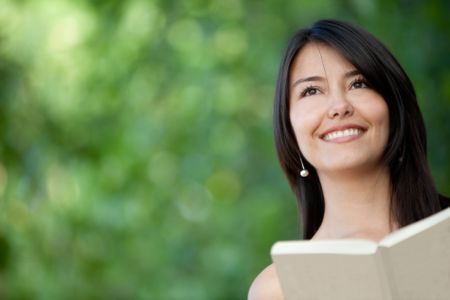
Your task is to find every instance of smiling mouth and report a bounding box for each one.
[322,128,365,142]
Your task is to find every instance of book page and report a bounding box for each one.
[380,207,450,247]
[378,208,450,299]
[272,241,391,300]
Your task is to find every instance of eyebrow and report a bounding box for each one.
[291,69,361,89]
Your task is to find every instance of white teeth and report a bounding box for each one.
[324,128,361,141]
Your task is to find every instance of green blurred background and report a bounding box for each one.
[0,0,448,299]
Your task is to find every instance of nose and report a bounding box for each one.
[327,95,354,119]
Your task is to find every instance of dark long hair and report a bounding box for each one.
[273,19,449,239]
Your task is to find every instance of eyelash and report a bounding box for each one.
[300,86,321,97]
[299,76,370,98]
[349,76,369,89]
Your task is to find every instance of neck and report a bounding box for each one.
[312,166,396,242]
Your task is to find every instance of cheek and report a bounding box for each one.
[289,106,308,139]
[289,104,323,148]
[372,102,390,135]
[360,98,390,148]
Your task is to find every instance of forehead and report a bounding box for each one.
[289,42,356,82]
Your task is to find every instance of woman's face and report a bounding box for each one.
[289,42,389,175]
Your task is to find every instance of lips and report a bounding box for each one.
[320,125,367,142]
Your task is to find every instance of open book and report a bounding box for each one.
[271,207,450,300]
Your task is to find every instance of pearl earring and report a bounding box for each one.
[299,155,309,177]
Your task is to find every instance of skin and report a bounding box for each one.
[248,43,395,300]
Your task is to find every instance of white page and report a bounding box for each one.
[378,210,450,300]
[272,241,389,300]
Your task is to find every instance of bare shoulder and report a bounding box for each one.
[248,263,284,300]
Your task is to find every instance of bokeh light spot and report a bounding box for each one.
[176,182,212,222]
[206,169,241,202]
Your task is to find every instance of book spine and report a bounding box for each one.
[374,247,394,300]
[376,246,401,300]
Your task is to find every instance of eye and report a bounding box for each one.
[350,77,369,89]
[301,86,321,97]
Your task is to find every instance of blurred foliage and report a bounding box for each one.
[0,0,448,299]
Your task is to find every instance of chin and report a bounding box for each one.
[316,157,383,175]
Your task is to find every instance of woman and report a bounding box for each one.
[248,19,449,300]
